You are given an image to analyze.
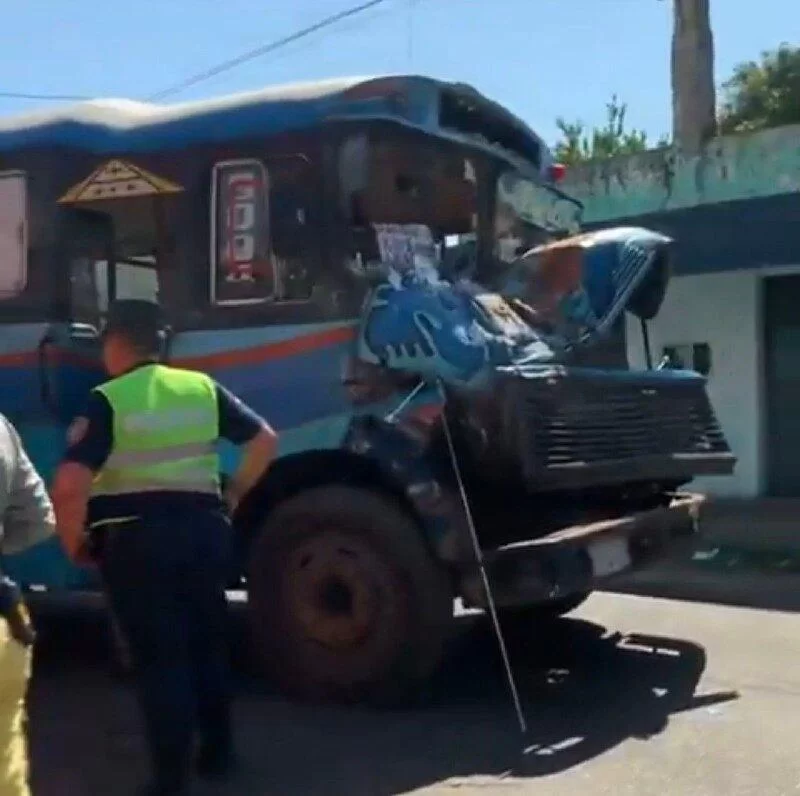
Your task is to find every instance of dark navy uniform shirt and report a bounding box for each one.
[63,372,266,525]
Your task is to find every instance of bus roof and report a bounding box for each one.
[0,74,548,167]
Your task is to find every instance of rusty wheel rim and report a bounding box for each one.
[283,532,387,651]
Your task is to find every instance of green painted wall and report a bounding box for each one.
[562,123,800,224]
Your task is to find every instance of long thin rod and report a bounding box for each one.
[438,383,528,735]
[641,318,653,369]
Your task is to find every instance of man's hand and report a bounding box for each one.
[51,462,94,562]
[225,427,277,515]
[72,537,97,568]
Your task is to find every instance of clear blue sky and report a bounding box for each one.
[0,0,796,146]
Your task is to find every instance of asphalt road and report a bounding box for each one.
[26,591,800,795]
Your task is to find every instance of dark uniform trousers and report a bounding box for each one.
[98,506,233,788]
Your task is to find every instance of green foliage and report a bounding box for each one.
[719,43,800,134]
[553,95,669,165]
[553,43,800,164]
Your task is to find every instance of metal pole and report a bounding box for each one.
[641,318,653,370]
[438,381,528,735]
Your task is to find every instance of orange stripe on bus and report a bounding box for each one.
[173,325,357,369]
[0,325,358,372]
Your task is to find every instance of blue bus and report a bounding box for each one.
[0,75,734,702]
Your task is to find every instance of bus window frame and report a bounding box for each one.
[334,122,490,277]
[209,158,274,308]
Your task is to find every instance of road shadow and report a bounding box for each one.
[25,600,738,796]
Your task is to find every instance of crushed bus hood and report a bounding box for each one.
[353,224,735,492]
[355,225,672,389]
[503,225,672,346]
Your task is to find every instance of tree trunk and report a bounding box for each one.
[671,0,717,152]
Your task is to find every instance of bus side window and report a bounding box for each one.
[0,172,27,301]
[268,155,316,303]
[69,256,103,328]
[210,157,315,306]
[338,132,479,280]
[115,257,159,304]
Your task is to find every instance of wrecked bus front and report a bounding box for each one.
[461,225,734,493]
[350,162,735,610]
[0,74,735,703]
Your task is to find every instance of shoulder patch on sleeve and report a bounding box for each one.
[66,417,89,446]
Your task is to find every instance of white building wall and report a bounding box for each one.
[625,271,762,498]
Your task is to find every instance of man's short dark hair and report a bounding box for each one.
[102,300,164,356]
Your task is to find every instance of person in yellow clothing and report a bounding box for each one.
[52,300,277,796]
[0,413,57,796]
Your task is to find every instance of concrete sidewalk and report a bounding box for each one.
[607,498,800,612]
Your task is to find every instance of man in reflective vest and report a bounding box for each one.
[52,300,277,796]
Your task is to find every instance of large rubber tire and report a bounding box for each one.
[247,485,454,705]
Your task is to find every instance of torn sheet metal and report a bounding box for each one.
[506,226,673,344]
[354,223,674,390]
[355,223,554,388]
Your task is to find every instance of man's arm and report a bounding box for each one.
[215,384,278,512]
[0,416,56,556]
[50,393,113,562]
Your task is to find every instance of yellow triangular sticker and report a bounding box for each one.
[58,159,184,204]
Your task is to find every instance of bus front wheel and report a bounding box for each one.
[247,485,453,705]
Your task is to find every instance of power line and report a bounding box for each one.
[147,0,391,103]
[228,4,399,70]
[0,0,413,107]
[0,90,93,102]
[225,0,425,75]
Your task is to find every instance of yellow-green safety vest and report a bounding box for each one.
[91,364,220,499]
